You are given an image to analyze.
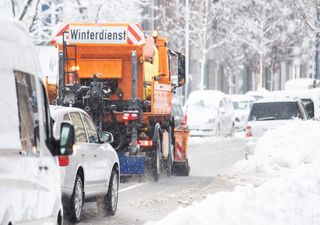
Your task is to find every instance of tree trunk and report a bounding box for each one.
[11,0,16,17]
[199,54,206,90]
[258,53,263,89]
[19,0,33,21]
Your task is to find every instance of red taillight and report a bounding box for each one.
[123,112,139,121]
[181,114,187,127]
[137,140,153,147]
[246,126,253,137]
[58,156,70,167]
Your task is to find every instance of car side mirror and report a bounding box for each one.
[59,122,75,156]
[101,131,114,143]
[177,54,186,87]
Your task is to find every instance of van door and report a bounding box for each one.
[13,71,43,222]
[36,82,61,221]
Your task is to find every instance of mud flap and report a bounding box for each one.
[118,152,145,175]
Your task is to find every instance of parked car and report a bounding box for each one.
[185,90,235,136]
[245,97,308,158]
[50,106,120,222]
[229,95,254,131]
[270,89,320,119]
[0,18,74,225]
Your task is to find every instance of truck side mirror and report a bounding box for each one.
[178,54,186,86]
[59,122,75,156]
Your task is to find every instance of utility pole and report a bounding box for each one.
[185,0,190,104]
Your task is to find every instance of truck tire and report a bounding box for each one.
[180,159,190,176]
[165,128,173,177]
[152,133,161,182]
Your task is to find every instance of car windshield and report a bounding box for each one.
[248,102,300,121]
[232,101,250,110]
[301,98,314,118]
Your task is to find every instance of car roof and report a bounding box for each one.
[254,97,300,104]
[50,105,87,120]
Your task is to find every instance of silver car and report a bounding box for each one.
[51,106,120,222]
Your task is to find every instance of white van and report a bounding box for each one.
[0,18,74,225]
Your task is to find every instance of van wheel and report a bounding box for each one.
[99,169,119,216]
[70,175,84,222]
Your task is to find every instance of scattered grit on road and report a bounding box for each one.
[64,135,247,225]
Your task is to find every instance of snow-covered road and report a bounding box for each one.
[63,135,245,225]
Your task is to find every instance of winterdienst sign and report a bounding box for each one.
[68,25,127,44]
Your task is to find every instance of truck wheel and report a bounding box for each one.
[69,175,84,222]
[166,128,173,177]
[98,169,119,216]
[166,148,173,177]
[152,134,161,182]
[180,159,190,176]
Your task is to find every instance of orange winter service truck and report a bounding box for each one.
[49,23,190,180]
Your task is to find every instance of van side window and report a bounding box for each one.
[14,71,39,155]
[69,112,87,143]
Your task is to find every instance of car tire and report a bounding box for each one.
[99,169,119,216]
[69,175,84,222]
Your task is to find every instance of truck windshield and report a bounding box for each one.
[248,102,300,121]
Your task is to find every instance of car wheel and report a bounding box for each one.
[99,169,119,216]
[152,133,161,182]
[70,175,84,222]
[230,124,235,137]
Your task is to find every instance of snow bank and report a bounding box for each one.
[145,120,320,225]
[231,120,320,178]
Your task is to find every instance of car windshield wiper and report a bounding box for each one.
[257,116,276,121]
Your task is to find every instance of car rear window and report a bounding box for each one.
[248,102,301,121]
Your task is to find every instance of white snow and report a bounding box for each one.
[145,120,320,225]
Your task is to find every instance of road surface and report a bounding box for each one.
[64,134,246,225]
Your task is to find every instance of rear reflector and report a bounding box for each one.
[137,140,153,147]
[58,156,70,167]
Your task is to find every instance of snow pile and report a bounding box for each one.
[231,120,320,178]
[145,120,320,225]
